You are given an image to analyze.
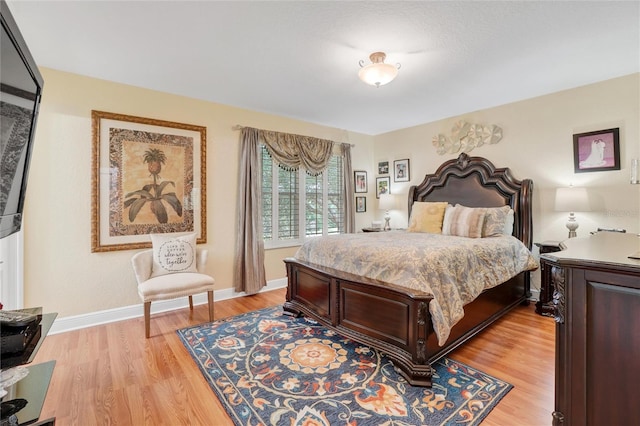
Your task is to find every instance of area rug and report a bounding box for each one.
[177,306,512,426]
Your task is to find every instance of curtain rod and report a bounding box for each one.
[232,124,355,147]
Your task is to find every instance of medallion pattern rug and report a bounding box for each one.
[177,306,512,426]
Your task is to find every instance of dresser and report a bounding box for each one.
[540,232,640,426]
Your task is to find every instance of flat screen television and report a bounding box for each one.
[0,0,44,239]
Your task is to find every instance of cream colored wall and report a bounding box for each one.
[24,68,374,317]
[374,73,640,292]
[23,69,639,317]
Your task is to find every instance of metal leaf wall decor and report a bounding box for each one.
[432,120,503,155]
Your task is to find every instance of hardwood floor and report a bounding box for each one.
[33,288,555,425]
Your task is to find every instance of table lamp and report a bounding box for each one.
[378,194,397,231]
[555,186,590,238]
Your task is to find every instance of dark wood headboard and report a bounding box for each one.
[408,153,533,250]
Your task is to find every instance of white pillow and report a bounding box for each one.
[482,206,513,237]
[150,232,197,277]
[503,209,515,235]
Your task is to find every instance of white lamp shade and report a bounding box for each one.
[358,62,398,87]
[378,193,397,211]
[555,187,590,212]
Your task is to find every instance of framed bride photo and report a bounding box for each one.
[573,128,620,173]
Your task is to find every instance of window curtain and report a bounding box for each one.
[342,143,355,233]
[234,127,266,294]
[259,129,335,175]
[234,126,351,293]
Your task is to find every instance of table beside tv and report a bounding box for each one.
[540,232,640,425]
[1,311,57,426]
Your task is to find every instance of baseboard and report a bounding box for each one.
[48,278,288,335]
[530,288,540,302]
[49,279,540,335]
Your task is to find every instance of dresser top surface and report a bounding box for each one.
[541,232,640,270]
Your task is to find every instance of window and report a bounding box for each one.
[261,145,344,248]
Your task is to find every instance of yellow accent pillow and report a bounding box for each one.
[407,202,449,233]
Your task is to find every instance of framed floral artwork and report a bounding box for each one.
[91,110,206,252]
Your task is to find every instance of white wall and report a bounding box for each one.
[0,230,23,309]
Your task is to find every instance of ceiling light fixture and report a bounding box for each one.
[358,52,400,88]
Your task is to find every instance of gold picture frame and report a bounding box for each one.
[91,110,206,252]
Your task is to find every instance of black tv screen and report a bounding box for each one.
[0,0,44,239]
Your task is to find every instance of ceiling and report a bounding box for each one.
[6,1,639,136]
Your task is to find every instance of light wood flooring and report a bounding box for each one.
[33,288,555,425]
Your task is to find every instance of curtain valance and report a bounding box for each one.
[243,127,335,176]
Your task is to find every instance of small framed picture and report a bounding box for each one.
[356,196,366,212]
[394,159,410,182]
[378,161,389,175]
[573,128,620,173]
[354,170,368,193]
[376,176,390,198]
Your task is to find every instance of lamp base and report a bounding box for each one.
[384,211,391,231]
[566,212,579,238]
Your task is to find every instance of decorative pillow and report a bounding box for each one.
[442,204,486,238]
[407,202,449,233]
[503,209,515,235]
[482,206,513,237]
[150,232,197,277]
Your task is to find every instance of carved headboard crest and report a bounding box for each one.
[456,152,470,169]
[408,153,533,250]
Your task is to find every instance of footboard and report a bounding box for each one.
[284,258,436,386]
[284,257,530,387]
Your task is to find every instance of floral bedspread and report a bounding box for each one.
[294,231,538,345]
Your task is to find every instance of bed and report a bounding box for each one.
[283,153,535,387]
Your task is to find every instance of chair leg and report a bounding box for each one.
[144,301,151,338]
[207,291,214,322]
[188,295,194,311]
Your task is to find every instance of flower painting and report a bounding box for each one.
[92,111,206,252]
[123,146,184,225]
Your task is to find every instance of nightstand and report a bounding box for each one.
[535,241,563,316]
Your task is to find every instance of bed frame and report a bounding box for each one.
[283,153,533,387]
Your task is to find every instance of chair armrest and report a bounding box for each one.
[131,249,153,284]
